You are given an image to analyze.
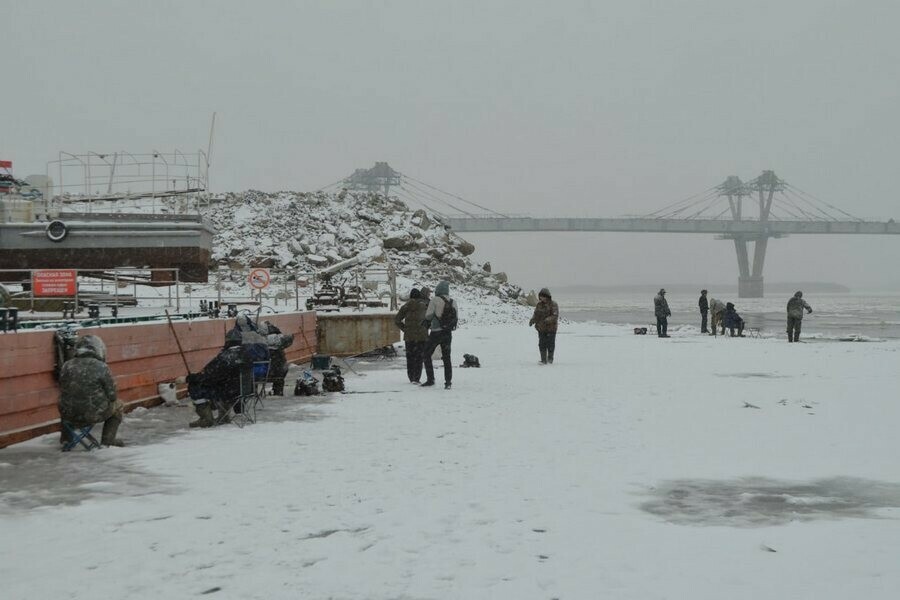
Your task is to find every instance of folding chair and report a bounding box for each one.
[747,327,762,339]
[219,361,269,428]
[253,361,270,409]
[61,421,101,452]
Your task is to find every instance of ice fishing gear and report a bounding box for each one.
[633,327,648,335]
[460,354,480,368]
[294,370,320,396]
[322,365,346,392]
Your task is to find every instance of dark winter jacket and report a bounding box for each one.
[723,303,743,328]
[425,280,457,332]
[530,288,559,333]
[187,346,245,405]
[58,335,119,426]
[787,294,812,320]
[395,293,429,342]
[699,294,709,313]
[654,294,671,319]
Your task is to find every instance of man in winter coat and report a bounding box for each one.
[187,346,245,427]
[58,335,124,447]
[786,291,813,342]
[698,289,709,333]
[394,288,429,383]
[709,297,727,336]
[654,288,671,338]
[529,287,559,364]
[422,280,457,389]
[723,302,745,337]
[259,321,293,396]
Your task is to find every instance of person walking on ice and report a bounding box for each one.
[786,290,813,342]
[529,287,559,364]
[422,280,458,389]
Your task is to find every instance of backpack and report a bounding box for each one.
[437,295,458,331]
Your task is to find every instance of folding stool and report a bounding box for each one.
[61,421,101,452]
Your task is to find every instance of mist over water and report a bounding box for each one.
[555,291,900,340]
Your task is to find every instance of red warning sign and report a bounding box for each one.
[33,269,77,297]
[248,268,271,290]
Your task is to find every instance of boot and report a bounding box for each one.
[547,349,554,364]
[272,379,285,396]
[539,348,547,364]
[101,414,124,447]
[189,402,215,428]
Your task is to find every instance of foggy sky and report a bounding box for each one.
[3,1,899,289]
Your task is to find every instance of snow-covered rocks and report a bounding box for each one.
[203,190,523,302]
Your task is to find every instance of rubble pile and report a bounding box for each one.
[203,190,525,304]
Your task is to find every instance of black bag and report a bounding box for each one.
[322,366,345,392]
[437,295,458,331]
[460,354,480,368]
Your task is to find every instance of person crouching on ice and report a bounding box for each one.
[58,335,125,447]
[529,288,559,364]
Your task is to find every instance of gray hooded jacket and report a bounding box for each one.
[425,280,458,332]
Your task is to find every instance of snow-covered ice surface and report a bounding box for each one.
[3,317,900,599]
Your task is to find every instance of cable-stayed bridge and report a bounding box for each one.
[325,164,899,298]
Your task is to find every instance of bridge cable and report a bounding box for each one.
[653,189,721,219]
[394,185,447,217]
[785,184,863,221]
[400,173,509,217]
[400,179,479,217]
[783,188,840,222]
[777,193,820,221]
[395,184,454,218]
[314,177,348,192]
[680,193,727,220]
[643,185,720,218]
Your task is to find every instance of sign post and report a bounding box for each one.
[248,268,271,307]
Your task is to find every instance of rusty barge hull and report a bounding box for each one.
[0,214,215,282]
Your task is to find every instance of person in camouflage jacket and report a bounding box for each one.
[786,291,813,342]
[394,288,429,383]
[529,288,560,364]
[58,335,124,446]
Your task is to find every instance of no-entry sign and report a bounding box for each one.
[33,269,77,296]
[248,268,271,290]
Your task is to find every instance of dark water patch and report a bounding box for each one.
[716,372,790,379]
[641,477,900,527]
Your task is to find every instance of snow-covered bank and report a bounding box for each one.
[2,323,900,599]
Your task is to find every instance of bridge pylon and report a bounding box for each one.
[718,171,784,298]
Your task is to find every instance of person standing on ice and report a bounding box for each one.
[698,289,709,333]
[422,280,457,389]
[653,288,671,337]
[529,288,559,364]
[394,288,429,384]
[786,291,813,342]
[58,335,125,447]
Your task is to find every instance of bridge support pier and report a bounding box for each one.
[738,275,764,298]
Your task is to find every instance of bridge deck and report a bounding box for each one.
[445,217,900,235]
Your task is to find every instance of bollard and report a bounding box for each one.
[0,308,7,333]
[7,307,17,332]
